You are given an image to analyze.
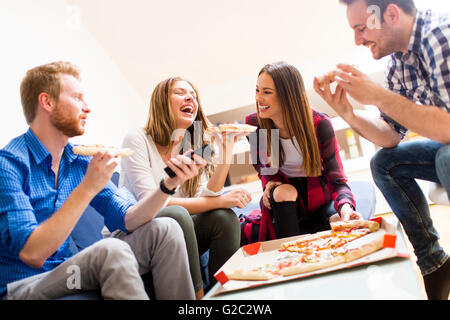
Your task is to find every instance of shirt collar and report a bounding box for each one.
[407,10,424,55]
[24,128,78,165]
[24,128,51,165]
[393,10,424,61]
[64,142,78,163]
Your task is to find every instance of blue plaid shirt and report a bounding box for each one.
[0,129,136,298]
[383,9,450,138]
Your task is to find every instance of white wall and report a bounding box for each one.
[2,0,449,150]
[73,0,391,117]
[0,0,146,149]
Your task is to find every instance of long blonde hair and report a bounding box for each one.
[145,77,214,197]
[257,62,322,177]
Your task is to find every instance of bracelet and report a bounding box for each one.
[160,178,176,195]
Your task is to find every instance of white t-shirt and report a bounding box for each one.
[119,128,223,206]
[279,136,306,178]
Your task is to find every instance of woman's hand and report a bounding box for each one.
[211,131,249,165]
[219,188,252,208]
[164,150,207,191]
[262,181,282,209]
[329,203,363,223]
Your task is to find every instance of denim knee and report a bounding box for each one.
[435,145,450,189]
[370,148,390,178]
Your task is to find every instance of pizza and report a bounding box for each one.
[206,123,257,135]
[317,71,336,89]
[227,220,383,281]
[72,144,134,157]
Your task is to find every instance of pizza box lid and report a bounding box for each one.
[212,217,410,297]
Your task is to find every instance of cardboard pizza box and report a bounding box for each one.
[212,217,410,297]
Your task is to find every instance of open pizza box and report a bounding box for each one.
[212,217,410,297]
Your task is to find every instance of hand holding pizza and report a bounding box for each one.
[313,71,355,120]
[80,150,120,196]
[206,123,257,165]
[333,64,385,106]
[210,131,245,164]
[330,203,363,223]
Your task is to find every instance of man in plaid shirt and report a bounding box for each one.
[315,0,450,299]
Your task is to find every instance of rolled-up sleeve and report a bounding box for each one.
[90,181,136,234]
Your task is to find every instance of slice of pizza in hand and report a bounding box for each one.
[72,144,134,157]
[317,71,336,89]
[218,123,257,133]
[206,123,257,136]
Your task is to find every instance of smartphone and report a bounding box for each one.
[164,144,215,178]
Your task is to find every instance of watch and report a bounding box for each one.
[160,178,176,195]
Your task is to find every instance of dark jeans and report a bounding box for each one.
[370,139,449,275]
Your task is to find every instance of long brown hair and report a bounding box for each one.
[257,62,322,177]
[144,77,214,197]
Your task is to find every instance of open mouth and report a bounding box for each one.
[180,105,194,115]
[259,105,270,112]
[365,42,376,53]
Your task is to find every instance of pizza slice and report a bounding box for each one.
[279,237,385,277]
[72,144,134,157]
[280,254,346,277]
[227,268,277,281]
[279,222,377,254]
[317,71,336,89]
[206,123,257,135]
[225,219,384,282]
[330,220,380,233]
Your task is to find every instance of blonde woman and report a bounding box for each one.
[120,77,250,298]
[246,61,362,240]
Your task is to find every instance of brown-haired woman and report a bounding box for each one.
[120,77,250,298]
[246,61,362,240]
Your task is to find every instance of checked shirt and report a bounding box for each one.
[383,9,450,137]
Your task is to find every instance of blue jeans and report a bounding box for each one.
[370,140,449,276]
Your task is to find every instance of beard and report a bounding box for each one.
[373,29,400,60]
[373,43,396,60]
[49,104,85,138]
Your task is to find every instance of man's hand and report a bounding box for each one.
[334,64,386,106]
[313,72,355,120]
[164,150,207,191]
[81,150,119,196]
[262,181,282,209]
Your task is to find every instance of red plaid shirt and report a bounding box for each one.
[245,110,355,240]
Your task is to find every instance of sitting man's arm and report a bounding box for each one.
[18,152,118,268]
